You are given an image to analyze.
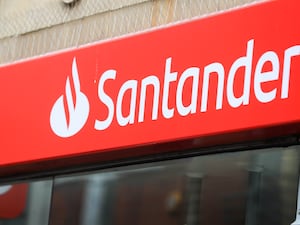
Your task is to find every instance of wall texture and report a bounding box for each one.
[0,0,261,65]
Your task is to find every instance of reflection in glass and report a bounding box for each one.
[0,179,52,225]
[49,145,300,225]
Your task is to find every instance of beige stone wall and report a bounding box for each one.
[0,0,262,65]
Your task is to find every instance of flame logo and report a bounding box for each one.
[50,58,90,138]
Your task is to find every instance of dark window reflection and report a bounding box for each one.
[49,145,300,225]
[0,179,52,225]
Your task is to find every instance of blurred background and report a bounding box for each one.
[0,145,299,225]
[0,0,259,65]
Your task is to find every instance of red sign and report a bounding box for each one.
[0,184,28,219]
[0,0,300,166]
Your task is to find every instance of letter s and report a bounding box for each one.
[94,70,116,130]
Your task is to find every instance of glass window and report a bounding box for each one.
[49,145,300,225]
[0,179,52,225]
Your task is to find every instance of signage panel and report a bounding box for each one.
[0,0,300,166]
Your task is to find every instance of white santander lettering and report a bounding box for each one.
[254,51,279,103]
[92,39,296,132]
[281,45,300,99]
[138,76,160,122]
[162,58,178,119]
[201,62,225,112]
[116,80,138,126]
[227,39,253,108]
[176,67,199,116]
[94,70,116,130]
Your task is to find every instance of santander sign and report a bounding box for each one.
[50,39,299,138]
[0,0,300,166]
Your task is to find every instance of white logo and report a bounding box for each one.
[50,58,90,138]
